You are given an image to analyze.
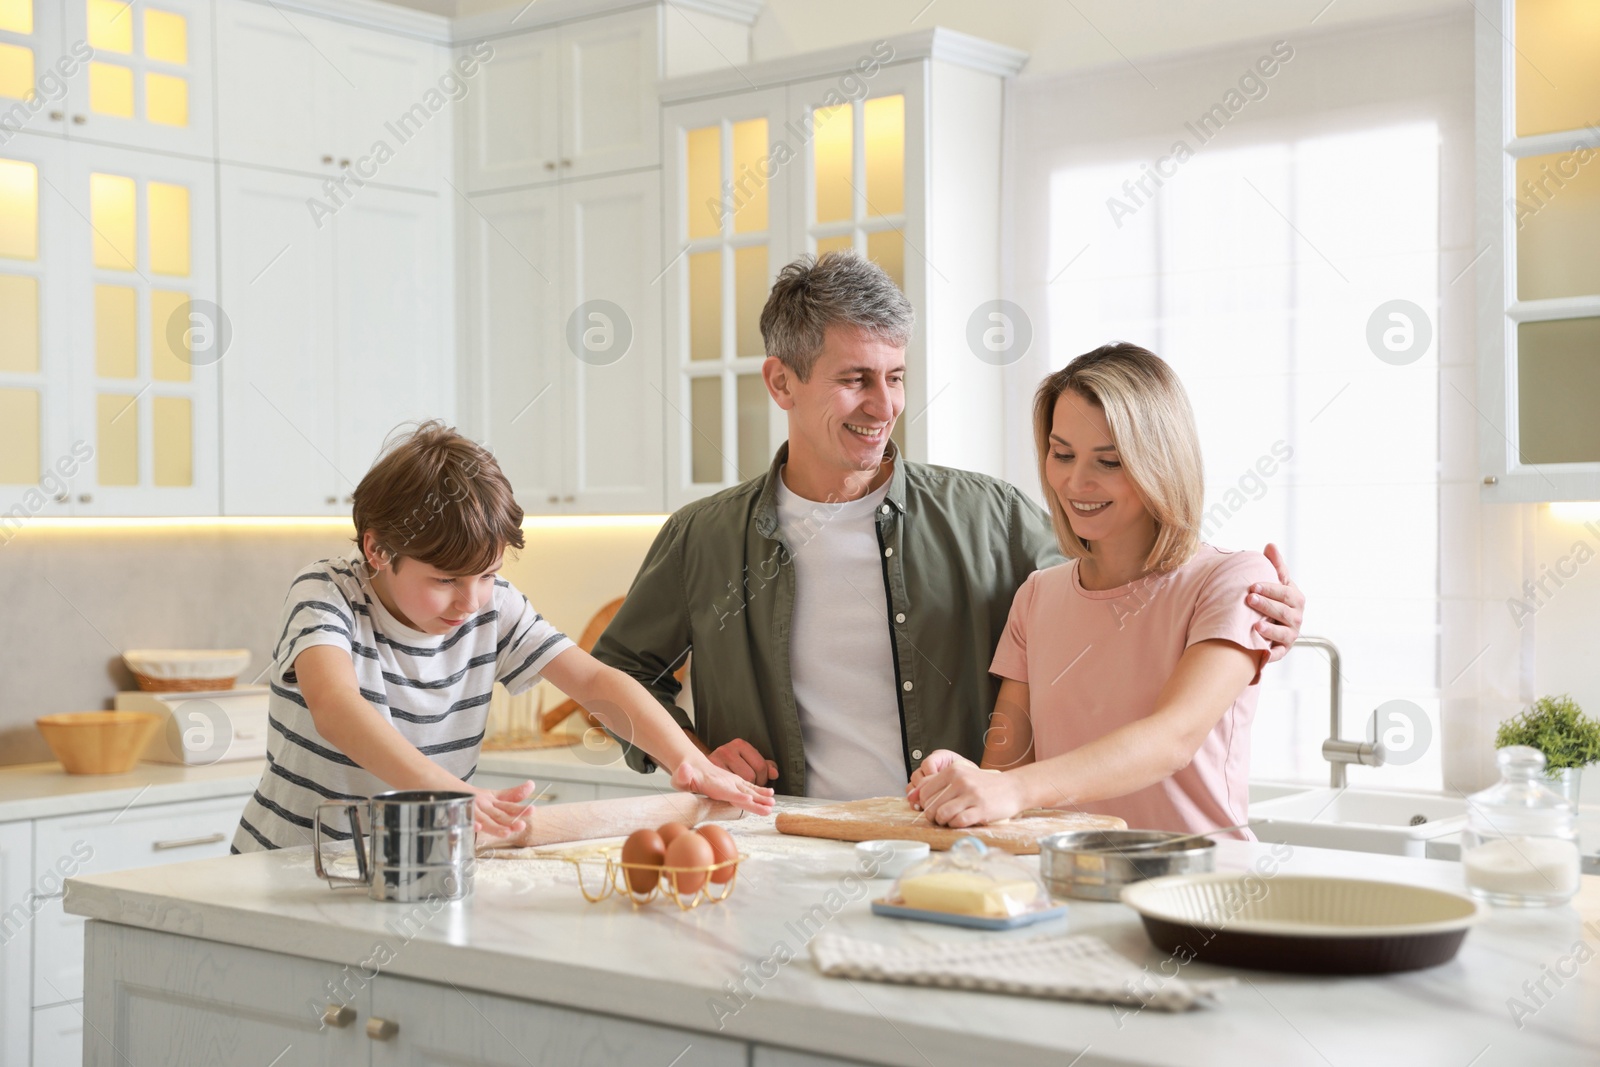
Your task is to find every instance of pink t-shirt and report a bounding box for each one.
[989,544,1275,837]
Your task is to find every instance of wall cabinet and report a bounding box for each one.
[0,133,218,517]
[1476,0,1600,500]
[215,0,449,194]
[466,169,664,514]
[458,7,659,193]
[219,164,451,515]
[0,0,214,158]
[659,32,1026,509]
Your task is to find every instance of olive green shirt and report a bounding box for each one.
[592,443,1063,795]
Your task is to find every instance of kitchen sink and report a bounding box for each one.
[1249,787,1469,858]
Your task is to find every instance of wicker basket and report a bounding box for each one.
[123,649,250,693]
[130,671,239,693]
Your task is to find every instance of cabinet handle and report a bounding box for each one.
[547,495,559,504]
[77,493,92,504]
[322,155,334,164]
[562,495,575,503]
[72,114,86,125]
[49,110,63,121]
[543,161,557,171]
[152,832,226,851]
[343,494,355,504]
[1482,475,1498,486]
[54,492,68,504]
[322,1003,356,1029]
[339,158,351,168]
[366,1017,399,1041]
[325,496,338,506]
[560,159,572,168]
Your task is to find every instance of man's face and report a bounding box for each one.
[777,324,906,476]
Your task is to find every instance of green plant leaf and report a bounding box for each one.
[1495,694,1600,770]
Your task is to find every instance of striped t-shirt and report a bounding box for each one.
[232,553,572,853]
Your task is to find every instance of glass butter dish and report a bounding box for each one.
[871,837,1066,930]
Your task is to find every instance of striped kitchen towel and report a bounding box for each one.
[810,931,1232,1011]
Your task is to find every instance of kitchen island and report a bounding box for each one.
[66,802,1599,1067]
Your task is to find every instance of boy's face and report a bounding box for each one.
[365,534,503,634]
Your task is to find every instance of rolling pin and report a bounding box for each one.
[478,792,742,852]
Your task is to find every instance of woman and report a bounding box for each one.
[908,343,1276,836]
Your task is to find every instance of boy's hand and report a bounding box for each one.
[471,780,536,841]
[914,758,1025,829]
[671,757,776,816]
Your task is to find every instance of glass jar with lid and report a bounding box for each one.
[1460,745,1581,906]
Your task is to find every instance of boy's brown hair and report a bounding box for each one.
[351,421,524,575]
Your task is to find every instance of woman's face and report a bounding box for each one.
[1045,390,1153,546]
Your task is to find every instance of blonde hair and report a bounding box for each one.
[1032,344,1203,573]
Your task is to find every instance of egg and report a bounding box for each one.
[657,821,693,848]
[620,829,665,894]
[663,830,714,895]
[695,823,739,884]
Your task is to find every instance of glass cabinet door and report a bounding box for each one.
[662,89,790,507]
[1493,0,1600,493]
[0,134,70,515]
[0,0,70,141]
[63,0,213,157]
[788,69,922,456]
[67,142,215,514]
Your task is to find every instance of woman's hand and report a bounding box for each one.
[672,756,776,816]
[905,749,965,809]
[471,780,536,842]
[913,758,1029,829]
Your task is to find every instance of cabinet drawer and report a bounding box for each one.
[33,795,247,1006]
[472,774,597,806]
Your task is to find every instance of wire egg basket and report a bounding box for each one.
[561,845,745,911]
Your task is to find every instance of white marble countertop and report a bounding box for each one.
[478,736,673,788]
[64,800,1600,1067]
[0,759,264,824]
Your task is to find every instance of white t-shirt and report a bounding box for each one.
[775,470,908,801]
[232,552,573,853]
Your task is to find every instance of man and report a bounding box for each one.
[594,252,1304,800]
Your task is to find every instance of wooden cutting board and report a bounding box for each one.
[774,796,1125,855]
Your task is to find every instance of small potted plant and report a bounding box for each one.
[1496,694,1600,805]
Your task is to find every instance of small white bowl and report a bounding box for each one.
[856,839,930,879]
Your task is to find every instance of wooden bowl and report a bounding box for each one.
[36,711,163,775]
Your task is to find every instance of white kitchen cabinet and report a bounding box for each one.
[0,133,218,517]
[467,169,662,514]
[215,0,449,194]
[83,923,367,1067]
[62,0,216,159]
[458,7,658,193]
[0,822,30,1067]
[30,1002,80,1067]
[0,0,70,142]
[369,971,747,1067]
[219,164,452,515]
[32,794,243,1007]
[1475,0,1600,500]
[659,30,1026,507]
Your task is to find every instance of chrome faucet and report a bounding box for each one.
[1294,636,1383,788]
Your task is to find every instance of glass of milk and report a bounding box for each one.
[1461,745,1581,907]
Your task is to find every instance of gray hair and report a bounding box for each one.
[759,251,914,381]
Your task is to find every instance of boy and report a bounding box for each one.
[232,422,772,853]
